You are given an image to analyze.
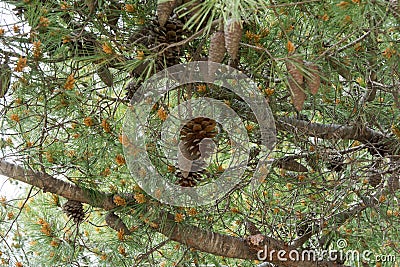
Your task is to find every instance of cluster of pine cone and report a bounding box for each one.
[126,0,245,96]
[126,0,195,99]
[126,2,247,186]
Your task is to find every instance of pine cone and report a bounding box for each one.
[157,0,176,27]
[63,200,85,224]
[180,117,217,160]
[276,157,308,172]
[368,173,382,187]
[390,0,400,18]
[129,16,189,75]
[296,211,315,236]
[286,57,305,111]
[97,65,113,87]
[326,155,345,172]
[286,57,304,88]
[224,19,242,60]
[297,221,312,236]
[208,31,226,76]
[175,170,203,187]
[209,31,226,63]
[304,61,320,95]
[245,220,261,235]
[0,63,11,97]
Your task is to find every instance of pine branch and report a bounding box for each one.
[0,160,115,209]
[204,86,399,155]
[105,212,131,235]
[290,195,378,248]
[0,159,350,267]
[276,117,399,155]
[276,117,379,141]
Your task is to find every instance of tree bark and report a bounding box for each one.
[0,160,350,267]
[276,117,398,155]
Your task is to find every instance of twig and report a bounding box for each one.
[2,186,34,242]
[240,42,281,61]
[135,239,171,262]
[95,91,128,104]
[336,30,371,53]
[317,15,386,61]
[265,0,322,8]
[290,195,378,248]
[274,144,367,161]
[315,29,361,62]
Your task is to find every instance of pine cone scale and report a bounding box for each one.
[63,200,85,224]
[224,19,242,60]
[176,117,217,187]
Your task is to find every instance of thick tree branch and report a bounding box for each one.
[206,87,399,155]
[105,211,132,235]
[0,159,349,267]
[276,117,399,155]
[276,117,378,141]
[0,160,115,209]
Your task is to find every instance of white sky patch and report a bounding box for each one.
[1,2,28,200]
[0,175,24,199]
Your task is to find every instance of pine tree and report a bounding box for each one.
[0,0,399,266]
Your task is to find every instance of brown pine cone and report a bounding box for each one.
[224,19,242,60]
[0,63,11,97]
[62,200,85,224]
[157,0,176,27]
[208,31,226,76]
[180,117,217,160]
[390,0,400,18]
[388,173,399,192]
[209,31,226,63]
[97,65,113,87]
[368,173,382,187]
[175,170,203,187]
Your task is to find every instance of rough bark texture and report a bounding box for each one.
[0,159,351,267]
[205,87,399,155]
[276,117,378,141]
[0,160,115,209]
[276,117,398,155]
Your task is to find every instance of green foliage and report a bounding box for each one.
[0,0,399,266]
